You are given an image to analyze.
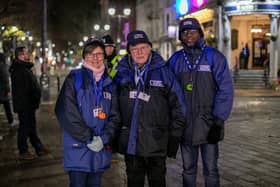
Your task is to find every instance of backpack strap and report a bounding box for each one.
[74,68,88,94]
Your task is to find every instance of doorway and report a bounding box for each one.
[252,38,269,68]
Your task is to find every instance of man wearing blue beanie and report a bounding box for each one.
[168,17,234,187]
[103,30,186,187]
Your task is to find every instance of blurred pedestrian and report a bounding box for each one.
[55,38,113,187]
[168,18,234,187]
[10,46,50,160]
[102,34,121,78]
[0,52,17,128]
[103,30,186,187]
[33,56,42,78]
[244,43,250,69]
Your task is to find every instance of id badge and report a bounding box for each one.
[129,91,137,99]
[138,92,150,102]
[93,107,102,118]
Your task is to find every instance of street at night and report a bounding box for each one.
[1,89,280,187]
[1,0,280,187]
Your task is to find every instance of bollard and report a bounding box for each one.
[40,73,50,101]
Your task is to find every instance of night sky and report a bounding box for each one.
[0,0,135,51]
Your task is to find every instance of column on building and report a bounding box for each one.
[217,5,223,52]
[223,15,232,69]
[269,15,279,84]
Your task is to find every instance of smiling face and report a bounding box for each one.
[129,43,151,65]
[180,29,201,47]
[84,46,105,69]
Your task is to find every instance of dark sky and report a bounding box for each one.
[0,0,135,51]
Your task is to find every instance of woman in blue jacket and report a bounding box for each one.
[55,38,112,187]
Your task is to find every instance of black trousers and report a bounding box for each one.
[124,155,166,187]
[2,100,13,124]
[17,110,43,154]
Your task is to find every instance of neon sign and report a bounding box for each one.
[175,0,208,16]
[176,0,190,16]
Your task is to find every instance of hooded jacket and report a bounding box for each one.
[55,67,112,172]
[103,51,186,157]
[168,39,234,145]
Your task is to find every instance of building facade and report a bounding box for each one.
[136,0,280,85]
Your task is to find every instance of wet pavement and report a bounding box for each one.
[0,90,280,187]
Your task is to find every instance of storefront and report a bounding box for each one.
[224,0,280,83]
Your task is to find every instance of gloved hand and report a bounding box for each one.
[87,136,104,152]
[207,119,224,144]
[167,136,181,159]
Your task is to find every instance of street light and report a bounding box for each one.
[108,7,131,48]
[93,24,111,37]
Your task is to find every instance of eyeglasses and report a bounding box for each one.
[87,52,104,59]
[181,29,199,36]
[130,45,150,54]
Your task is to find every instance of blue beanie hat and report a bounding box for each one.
[179,18,204,39]
[127,30,152,47]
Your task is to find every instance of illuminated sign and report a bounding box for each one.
[238,4,255,11]
[176,0,190,16]
[225,1,280,15]
[176,0,208,16]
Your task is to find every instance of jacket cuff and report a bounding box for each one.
[100,134,109,145]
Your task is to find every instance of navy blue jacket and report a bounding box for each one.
[168,41,234,145]
[55,67,112,172]
[103,51,186,157]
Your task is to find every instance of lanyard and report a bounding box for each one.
[127,57,151,155]
[182,46,205,72]
[134,60,150,92]
[93,77,103,107]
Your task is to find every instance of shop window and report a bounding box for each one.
[231,29,238,50]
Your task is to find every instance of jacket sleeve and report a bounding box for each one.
[102,80,122,145]
[212,52,234,121]
[55,72,92,142]
[28,71,41,109]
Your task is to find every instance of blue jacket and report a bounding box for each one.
[55,67,112,172]
[168,41,234,145]
[104,51,186,157]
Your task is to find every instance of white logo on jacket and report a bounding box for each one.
[198,65,211,72]
[149,80,164,87]
[103,92,111,100]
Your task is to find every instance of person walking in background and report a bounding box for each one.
[55,38,112,187]
[168,18,234,187]
[10,46,50,160]
[102,30,186,187]
[33,56,42,78]
[102,34,121,78]
[244,43,250,69]
[0,52,17,130]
